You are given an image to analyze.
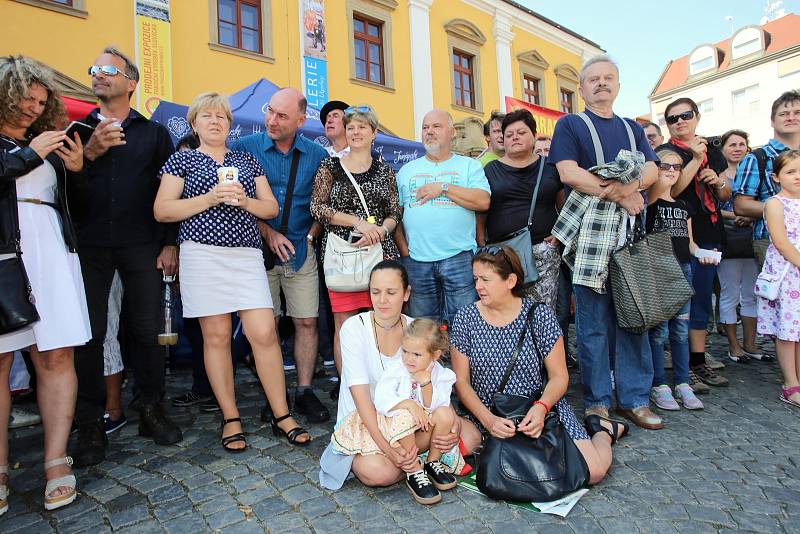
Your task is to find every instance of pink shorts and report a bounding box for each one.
[328,289,372,313]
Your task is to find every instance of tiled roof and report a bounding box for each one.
[651,13,800,96]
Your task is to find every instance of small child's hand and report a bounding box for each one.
[404,401,431,432]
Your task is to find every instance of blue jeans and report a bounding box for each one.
[689,242,720,330]
[404,250,477,323]
[573,284,653,410]
[649,263,692,386]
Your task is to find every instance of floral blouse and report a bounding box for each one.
[310,156,402,259]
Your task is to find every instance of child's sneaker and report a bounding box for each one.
[406,470,441,505]
[675,383,704,410]
[424,461,457,490]
[650,385,679,411]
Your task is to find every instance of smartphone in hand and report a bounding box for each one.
[63,121,95,147]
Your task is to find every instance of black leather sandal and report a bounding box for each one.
[584,415,629,445]
[221,417,247,453]
[271,413,310,447]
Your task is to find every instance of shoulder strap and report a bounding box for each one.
[340,161,372,219]
[498,303,539,393]
[526,156,547,227]
[620,118,636,152]
[577,112,605,165]
[753,148,769,185]
[277,150,302,235]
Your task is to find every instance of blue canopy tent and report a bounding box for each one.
[150,78,423,172]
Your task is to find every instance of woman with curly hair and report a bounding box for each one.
[0,55,89,514]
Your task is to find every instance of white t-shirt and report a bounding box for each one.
[336,311,414,425]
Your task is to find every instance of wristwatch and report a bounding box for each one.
[306,234,314,242]
[716,180,727,189]
[441,182,449,194]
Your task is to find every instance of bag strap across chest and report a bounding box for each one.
[497,303,541,393]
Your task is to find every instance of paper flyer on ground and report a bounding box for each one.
[457,473,588,517]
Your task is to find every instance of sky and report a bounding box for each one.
[519,0,800,118]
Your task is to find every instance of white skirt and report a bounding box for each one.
[179,241,272,318]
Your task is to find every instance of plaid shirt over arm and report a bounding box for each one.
[552,150,645,294]
[734,139,785,240]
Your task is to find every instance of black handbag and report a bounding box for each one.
[476,304,588,503]
[609,221,695,334]
[0,232,39,335]
[722,220,755,260]
[263,150,301,270]
[486,157,547,286]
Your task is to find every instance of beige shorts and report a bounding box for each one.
[267,244,319,318]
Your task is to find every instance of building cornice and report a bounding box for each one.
[459,0,603,58]
[650,44,800,102]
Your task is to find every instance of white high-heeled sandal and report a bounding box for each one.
[44,456,76,511]
[0,464,8,516]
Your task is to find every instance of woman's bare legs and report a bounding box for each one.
[198,314,244,450]
[30,346,76,496]
[239,309,309,443]
[352,453,404,487]
[332,310,358,374]
[0,353,13,489]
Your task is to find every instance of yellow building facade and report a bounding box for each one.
[1,0,601,141]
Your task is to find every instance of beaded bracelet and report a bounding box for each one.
[533,400,550,413]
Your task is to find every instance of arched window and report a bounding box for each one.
[689,45,716,76]
[731,27,764,61]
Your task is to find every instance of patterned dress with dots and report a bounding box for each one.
[450,298,589,441]
[757,195,800,342]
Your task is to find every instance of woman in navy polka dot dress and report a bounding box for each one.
[155,92,311,452]
[450,246,628,486]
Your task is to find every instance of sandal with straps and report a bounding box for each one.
[584,415,629,445]
[0,464,8,516]
[44,456,76,511]
[271,413,310,447]
[221,417,247,453]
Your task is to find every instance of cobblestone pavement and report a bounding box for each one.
[3,326,799,533]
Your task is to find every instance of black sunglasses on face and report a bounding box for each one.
[665,110,695,124]
[88,65,131,79]
[658,162,683,171]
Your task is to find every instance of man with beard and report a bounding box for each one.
[394,109,490,323]
[70,47,181,466]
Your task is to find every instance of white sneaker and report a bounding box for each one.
[9,407,41,429]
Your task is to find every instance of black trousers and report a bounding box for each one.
[74,242,164,422]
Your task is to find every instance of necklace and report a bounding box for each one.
[372,313,401,331]
[371,312,404,370]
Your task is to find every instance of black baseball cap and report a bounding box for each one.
[320,100,349,125]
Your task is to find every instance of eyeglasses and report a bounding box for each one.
[658,162,683,171]
[88,65,131,79]
[665,111,695,125]
[344,105,373,116]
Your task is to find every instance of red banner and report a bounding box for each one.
[504,97,566,137]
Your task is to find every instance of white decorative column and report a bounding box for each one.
[493,13,515,111]
[408,0,435,139]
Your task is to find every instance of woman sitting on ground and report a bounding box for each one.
[319,260,461,492]
[451,246,626,485]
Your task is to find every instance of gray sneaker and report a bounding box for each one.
[675,383,704,410]
[705,353,725,370]
[9,407,41,429]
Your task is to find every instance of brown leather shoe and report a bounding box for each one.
[584,406,609,419]
[615,406,664,430]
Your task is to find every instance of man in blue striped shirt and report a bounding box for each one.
[734,90,800,266]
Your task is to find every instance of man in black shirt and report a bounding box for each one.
[69,46,181,466]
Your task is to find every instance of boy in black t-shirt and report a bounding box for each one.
[645,150,718,413]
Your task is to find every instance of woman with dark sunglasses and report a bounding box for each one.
[660,97,732,391]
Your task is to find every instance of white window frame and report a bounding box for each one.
[688,45,717,76]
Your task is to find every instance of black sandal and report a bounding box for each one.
[584,415,629,445]
[221,417,247,453]
[271,413,310,447]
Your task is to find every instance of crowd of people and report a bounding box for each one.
[1,45,799,514]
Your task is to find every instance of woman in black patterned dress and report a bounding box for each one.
[450,246,626,485]
[311,106,401,374]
